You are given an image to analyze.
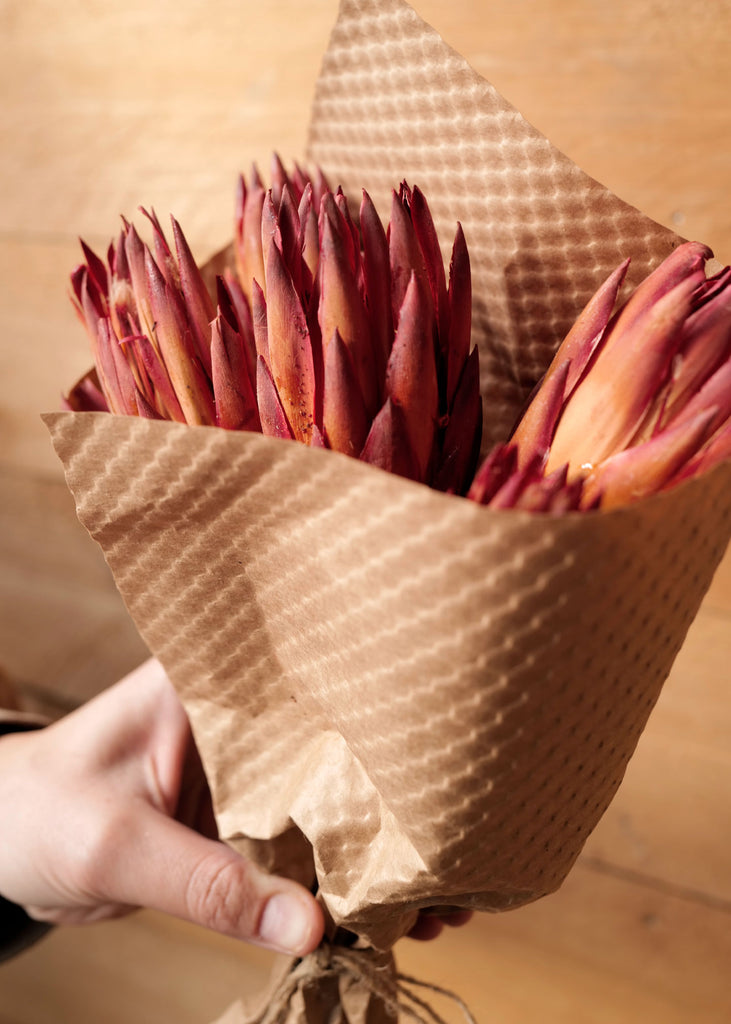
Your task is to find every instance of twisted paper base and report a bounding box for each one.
[229,944,477,1024]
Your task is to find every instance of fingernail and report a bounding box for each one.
[259,893,311,954]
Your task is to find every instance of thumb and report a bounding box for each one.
[107,804,324,955]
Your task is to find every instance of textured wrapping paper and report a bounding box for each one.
[45,0,731,1021]
[305,0,685,448]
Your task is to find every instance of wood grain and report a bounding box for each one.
[0,1,729,1021]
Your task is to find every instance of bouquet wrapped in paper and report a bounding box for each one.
[46,1,731,1021]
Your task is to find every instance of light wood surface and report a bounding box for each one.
[1,2,729,1022]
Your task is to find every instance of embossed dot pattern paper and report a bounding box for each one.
[307,0,683,446]
[46,411,731,947]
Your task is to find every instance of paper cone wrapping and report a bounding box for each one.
[45,0,731,1018]
[46,411,731,945]
[210,948,398,1024]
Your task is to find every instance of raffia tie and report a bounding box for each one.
[251,943,478,1024]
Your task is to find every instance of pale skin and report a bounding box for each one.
[0,660,470,952]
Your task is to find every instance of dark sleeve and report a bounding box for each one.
[0,895,53,963]
[0,716,54,961]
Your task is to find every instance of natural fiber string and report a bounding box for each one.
[395,973,478,1024]
[248,944,478,1024]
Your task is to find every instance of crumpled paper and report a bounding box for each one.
[45,0,731,1021]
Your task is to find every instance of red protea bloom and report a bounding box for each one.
[232,157,482,494]
[69,158,483,497]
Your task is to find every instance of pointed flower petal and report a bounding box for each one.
[664,351,731,438]
[265,241,317,443]
[256,355,294,439]
[388,184,432,328]
[582,407,717,510]
[547,257,629,397]
[446,223,471,407]
[318,195,376,416]
[211,315,260,431]
[171,216,215,376]
[467,444,518,505]
[146,251,215,426]
[323,329,370,456]
[360,398,420,481]
[124,333,186,423]
[434,345,482,495]
[385,272,438,480]
[659,279,731,425]
[63,369,109,413]
[360,189,393,389]
[410,184,448,342]
[511,359,571,468]
[671,418,731,483]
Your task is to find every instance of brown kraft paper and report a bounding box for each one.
[44,0,731,1020]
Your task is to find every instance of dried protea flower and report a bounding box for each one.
[233,155,482,494]
[467,444,588,513]
[511,241,731,509]
[69,210,260,434]
[69,158,482,497]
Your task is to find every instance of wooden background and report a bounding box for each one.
[1,1,729,1021]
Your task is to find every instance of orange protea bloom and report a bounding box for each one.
[510,242,731,509]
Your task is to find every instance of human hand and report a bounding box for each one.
[0,659,324,956]
[408,908,474,942]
